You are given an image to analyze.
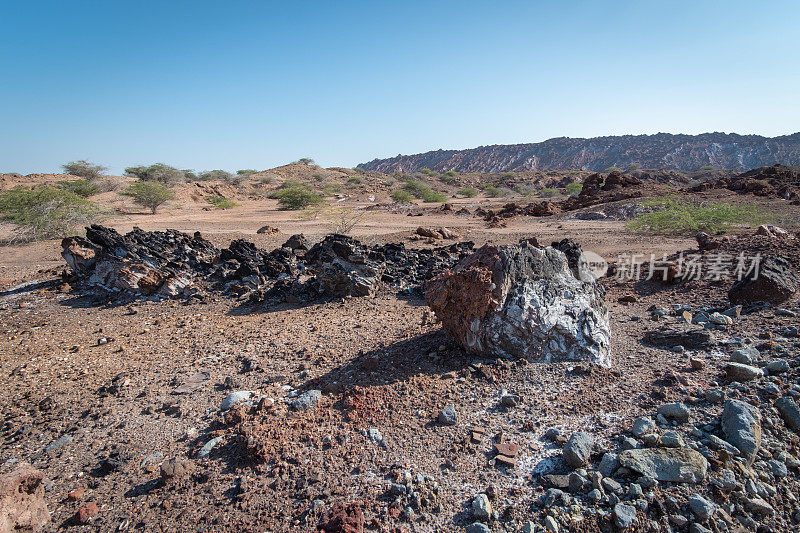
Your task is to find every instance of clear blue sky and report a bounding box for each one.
[2,0,798,175]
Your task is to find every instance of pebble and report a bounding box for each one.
[74,502,99,524]
[563,432,593,468]
[658,402,690,422]
[598,453,619,476]
[709,312,733,326]
[471,493,491,520]
[438,405,457,426]
[290,389,321,410]
[632,417,656,437]
[220,390,254,411]
[730,346,759,365]
[197,436,223,459]
[661,430,684,448]
[765,360,789,374]
[466,523,491,533]
[544,515,559,532]
[45,435,74,453]
[725,362,763,382]
[775,397,800,432]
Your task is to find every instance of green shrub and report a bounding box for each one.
[513,184,536,196]
[483,185,502,198]
[182,169,199,181]
[58,179,100,197]
[274,185,323,210]
[625,163,641,172]
[565,182,583,196]
[347,176,362,185]
[0,186,99,241]
[391,190,414,203]
[206,196,238,209]
[313,173,326,182]
[296,157,315,165]
[199,169,232,182]
[422,189,447,203]
[61,160,108,181]
[457,187,478,198]
[699,165,715,171]
[321,183,341,196]
[604,166,622,173]
[124,163,185,185]
[237,169,257,176]
[121,182,174,213]
[502,171,517,179]
[627,196,773,234]
[538,188,559,198]
[402,179,427,198]
[420,168,437,177]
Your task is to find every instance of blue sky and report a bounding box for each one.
[1,0,798,175]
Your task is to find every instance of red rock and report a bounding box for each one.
[74,502,99,524]
[67,488,85,501]
[317,501,363,533]
[0,463,49,532]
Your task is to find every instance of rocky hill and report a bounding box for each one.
[360,132,800,173]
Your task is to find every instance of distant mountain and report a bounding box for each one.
[359,132,800,173]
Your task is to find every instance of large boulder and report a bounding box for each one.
[425,240,610,365]
[0,463,49,533]
[618,447,708,483]
[729,257,800,305]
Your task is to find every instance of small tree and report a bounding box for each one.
[391,190,414,203]
[122,182,174,213]
[0,186,99,241]
[62,160,108,181]
[124,163,185,185]
[296,157,315,165]
[274,184,323,210]
[565,182,583,196]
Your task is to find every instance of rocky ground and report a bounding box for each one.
[1,181,800,532]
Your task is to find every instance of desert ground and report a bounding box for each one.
[1,165,800,532]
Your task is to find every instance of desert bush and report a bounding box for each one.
[61,160,108,181]
[422,189,447,203]
[58,179,100,197]
[483,185,502,197]
[625,163,641,172]
[237,169,257,176]
[513,184,536,196]
[121,182,174,213]
[182,170,199,181]
[604,166,622,173]
[699,165,715,171]
[347,176,362,185]
[326,207,365,235]
[206,196,237,209]
[457,187,478,198]
[391,190,414,203]
[125,163,185,185]
[296,157,315,165]
[0,186,99,241]
[274,184,323,210]
[313,173,326,182]
[420,168,437,177]
[320,183,341,197]
[502,171,517,179]
[538,188,559,198]
[198,169,232,182]
[627,196,772,234]
[565,182,583,195]
[402,179,427,198]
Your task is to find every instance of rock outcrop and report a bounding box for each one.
[425,240,610,365]
[728,256,800,305]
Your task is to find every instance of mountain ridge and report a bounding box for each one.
[359,132,800,173]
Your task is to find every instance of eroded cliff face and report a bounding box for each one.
[360,132,800,173]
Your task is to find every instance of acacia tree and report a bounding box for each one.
[62,160,108,181]
[121,182,174,214]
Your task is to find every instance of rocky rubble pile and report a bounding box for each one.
[61,225,474,302]
[691,164,800,204]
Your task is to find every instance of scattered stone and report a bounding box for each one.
[466,523,491,533]
[44,434,73,454]
[316,501,364,533]
[730,347,758,365]
[544,515,559,532]
[658,402,690,422]
[725,363,763,382]
[0,463,49,532]
[471,493,492,520]
[729,256,800,305]
[661,431,684,448]
[73,502,99,524]
[765,360,789,374]
[291,390,322,410]
[197,436,224,459]
[744,497,775,516]
[689,356,705,370]
[173,371,210,394]
[563,432,593,468]
[220,391,254,411]
[688,494,715,521]
[644,326,715,349]
[632,417,656,437]
[721,399,761,464]
[618,447,708,483]
[775,397,800,433]
[598,453,619,476]
[499,390,520,407]
[613,502,637,529]
[438,405,457,426]
[709,312,733,326]
[67,489,85,502]
[160,457,195,480]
